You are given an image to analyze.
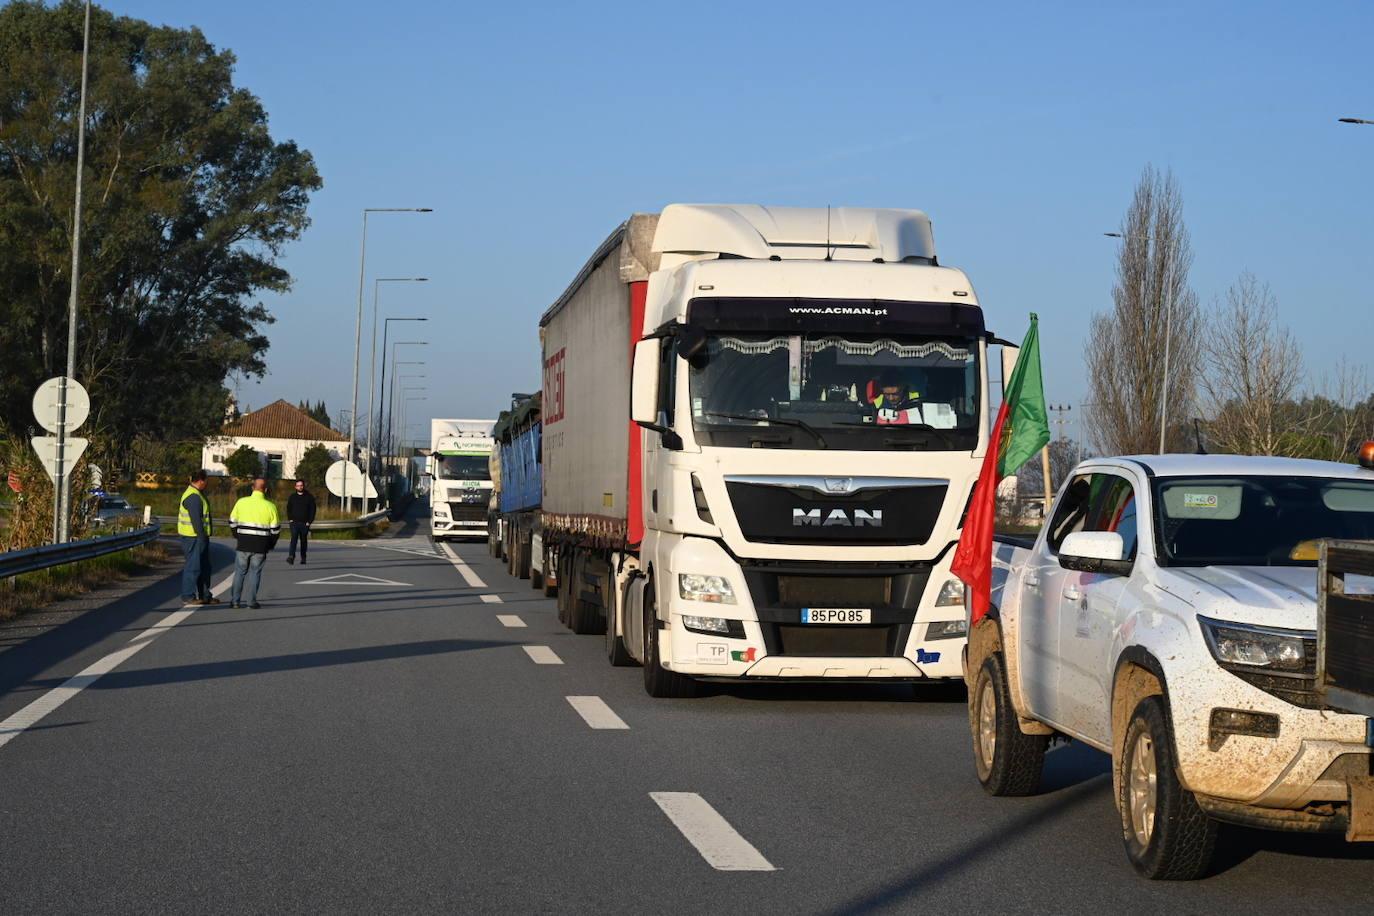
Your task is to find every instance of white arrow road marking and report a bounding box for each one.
[522,645,562,665]
[480,594,503,604]
[0,573,234,753]
[496,615,526,628]
[298,573,410,586]
[438,542,486,588]
[566,696,629,730]
[650,793,776,872]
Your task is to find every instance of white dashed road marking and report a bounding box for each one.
[650,792,776,872]
[438,542,487,588]
[566,696,629,730]
[480,594,503,604]
[0,574,234,753]
[522,645,562,665]
[497,615,526,628]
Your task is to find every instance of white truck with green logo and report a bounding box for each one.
[429,418,495,540]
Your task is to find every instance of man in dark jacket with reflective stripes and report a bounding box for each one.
[228,477,281,609]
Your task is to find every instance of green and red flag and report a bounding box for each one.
[951,314,1050,623]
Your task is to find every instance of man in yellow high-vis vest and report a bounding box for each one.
[178,469,219,606]
[228,476,281,609]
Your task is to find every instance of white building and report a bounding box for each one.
[202,399,348,479]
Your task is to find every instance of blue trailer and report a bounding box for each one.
[489,394,550,592]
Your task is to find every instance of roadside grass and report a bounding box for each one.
[0,540,172,621]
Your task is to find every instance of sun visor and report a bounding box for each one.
[685,297,985,336]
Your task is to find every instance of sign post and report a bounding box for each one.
[33,376,92,541]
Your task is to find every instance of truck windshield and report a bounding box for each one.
[435,454,491,481]
[688,333,980,450]
[1154,476,1374,567]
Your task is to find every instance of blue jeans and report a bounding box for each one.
[230,551,267,606]
[181,536,211,601]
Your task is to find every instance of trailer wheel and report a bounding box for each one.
[569,554,605,636]
[542,549,557,599]
[1117,696,1217,880]
[970,653,1048,797]
[555,553,572,627]
[642,585,696,698]
[531,565,544,591]
[516,532,531,581]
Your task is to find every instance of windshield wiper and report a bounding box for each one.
[702,413,828,448]
[833,420,961,449]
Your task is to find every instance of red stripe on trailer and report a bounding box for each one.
[627,280,648,548]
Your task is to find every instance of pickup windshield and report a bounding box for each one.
[434,454,490,481]
[1155,475,1374,566]
[688,333,980,451]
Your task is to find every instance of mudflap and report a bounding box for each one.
[1348,774,1374,842]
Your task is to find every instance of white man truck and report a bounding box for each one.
[526,204,1005,697]
[429,418,495,540]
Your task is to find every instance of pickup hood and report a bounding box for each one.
[1158,566,1318,631]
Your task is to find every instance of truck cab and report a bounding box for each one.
[969,452,1374,879]
[621,205,995,692]
[429,419,495,540]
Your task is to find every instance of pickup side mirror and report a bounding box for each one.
[1059,531,1132,576]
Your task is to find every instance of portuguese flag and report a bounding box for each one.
[951,314,1050,623]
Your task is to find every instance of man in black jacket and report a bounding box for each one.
[286,479,317,565]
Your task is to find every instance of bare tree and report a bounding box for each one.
[1200,273,1304,455]
[1018,438,1083,501]
[1086,166,1202,454]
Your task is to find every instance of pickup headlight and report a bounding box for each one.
[1199,617,1310,673]
[933,578,965,607]
[678,573,736,604]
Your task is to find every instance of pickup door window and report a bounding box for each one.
[1056,473,1138,743]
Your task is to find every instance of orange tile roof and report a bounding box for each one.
[223,399,348,442]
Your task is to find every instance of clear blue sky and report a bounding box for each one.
[114,0,1374,444]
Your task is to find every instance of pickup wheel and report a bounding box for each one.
[970,653,1048,796]
[1118,696,1217,880]
[642,586,697,698]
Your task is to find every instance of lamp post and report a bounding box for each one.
[1104,231,1170,454]
[365,282,426,509]
[393,381,427,473]
[401,395,427,486]
[345,207,431,512]
[1338,117,1373,125]
[382,351,425,494]
[374,315,428,495]
[53,0,92,543]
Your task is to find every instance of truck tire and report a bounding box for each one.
[605,587,635,667]
[516,533,531,581]
[970,653,1048,797]
[556,554,573,627]
[531,565,544,591]
[1117,696,1217,880]
[642,586,696,698]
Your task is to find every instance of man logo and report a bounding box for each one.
[793,508,883,527]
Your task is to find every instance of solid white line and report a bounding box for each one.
[522,645,562,665]
[438,542,487,589]
[650,792,776,872]
[566,695,629,730]
[496,614,526,628]
[480,594,503,604]
[0,573,234,753]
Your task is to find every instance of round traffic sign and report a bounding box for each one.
[32,376,91,434]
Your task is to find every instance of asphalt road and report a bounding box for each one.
[3,504,1373,914]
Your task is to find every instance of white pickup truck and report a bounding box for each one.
[967,453,1374,879]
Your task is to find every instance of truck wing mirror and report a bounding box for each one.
[631,338,660,426]
[1059,531,1132,576]
[676,325,709,367]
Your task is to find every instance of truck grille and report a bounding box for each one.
[447,504,487,522]
[725,480,947,546]
[771,624,900,657]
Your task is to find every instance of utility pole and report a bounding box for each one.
[54,0,92,543]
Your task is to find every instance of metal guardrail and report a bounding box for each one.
[0,524,160,580]
[152,509,390,531]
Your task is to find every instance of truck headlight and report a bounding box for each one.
[926,619,968,640]
[678,573,736,604]
[1200,617,1309,673]
[933,578,965,607]
[433,504,449,516]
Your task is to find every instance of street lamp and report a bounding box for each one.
[400,395,428,484]
[394,382,427,470]
[382,343,427,471]
[345,206,431,511]
[365,281,427,508]
[1105,231,1171,454]
[1338,117,1373,125]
